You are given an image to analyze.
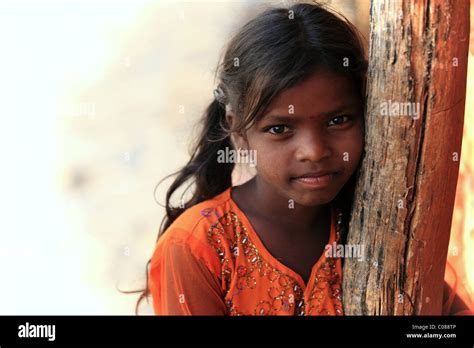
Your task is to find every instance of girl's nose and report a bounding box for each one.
[294,131,332,162]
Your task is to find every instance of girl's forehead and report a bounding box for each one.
[263,70,360,116]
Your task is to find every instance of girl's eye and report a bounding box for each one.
[266,125,289,135]
[328,115,351,126]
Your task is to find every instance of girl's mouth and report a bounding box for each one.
[290,171,338,189]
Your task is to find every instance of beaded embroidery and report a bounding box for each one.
[206,207,345,316]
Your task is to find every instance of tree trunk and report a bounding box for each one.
[343,0,470,315]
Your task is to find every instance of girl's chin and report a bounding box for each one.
[295,197,335,207]
[286,189,337,207]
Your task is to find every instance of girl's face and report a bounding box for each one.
[238,67,364,206]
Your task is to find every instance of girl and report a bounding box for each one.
[137,2,470,316]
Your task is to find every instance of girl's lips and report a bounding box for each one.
[291,172,336,188]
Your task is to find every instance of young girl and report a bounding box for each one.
[137,2,470,316]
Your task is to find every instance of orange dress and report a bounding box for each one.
[148,187,344,315]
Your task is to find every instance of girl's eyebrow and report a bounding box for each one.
[262,103,359,123]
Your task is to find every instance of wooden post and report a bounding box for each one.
[342,0,470,315]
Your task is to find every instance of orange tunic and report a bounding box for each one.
[148,187,344,315]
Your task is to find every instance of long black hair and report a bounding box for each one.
[127,2,367,314]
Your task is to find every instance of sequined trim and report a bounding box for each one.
[206,208,344,316]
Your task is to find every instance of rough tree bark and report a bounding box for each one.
[343,0,470,315]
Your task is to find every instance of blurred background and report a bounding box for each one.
[0,0,470,315]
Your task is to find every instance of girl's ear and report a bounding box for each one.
[225,107,236,130]
[225,109,248,151]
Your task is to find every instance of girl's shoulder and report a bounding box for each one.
[152,187,234,264]
[167,188,233,239]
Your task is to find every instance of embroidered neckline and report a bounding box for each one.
[227,187,336,291]
[206,187,345,316]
